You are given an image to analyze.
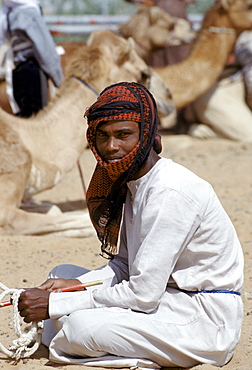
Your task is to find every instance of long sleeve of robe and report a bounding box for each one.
[49,158,243,319]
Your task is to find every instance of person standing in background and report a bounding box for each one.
[0,0,63,117]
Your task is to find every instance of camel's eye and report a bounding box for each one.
[140,70,151,83]
[168,22,175,31]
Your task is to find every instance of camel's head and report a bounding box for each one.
[87,31,172,110]
[76,30,175,118]
[118,5,195,59]
[84,30,152,86]
[170,18,197,46]
[212,0,252,31]
[141,6,176,49]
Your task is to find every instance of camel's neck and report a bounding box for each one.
[17,80,94,134]
[134,40,150,60]
[154,8,238,108]
[16,79,98,187]
[72,76,100,96]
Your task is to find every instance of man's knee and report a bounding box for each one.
[48,264,89,279]
[60,310,109,356]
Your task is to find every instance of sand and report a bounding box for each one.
[0,134,251,370]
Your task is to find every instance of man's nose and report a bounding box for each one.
[106,136,119,151]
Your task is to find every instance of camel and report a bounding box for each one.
[0,5,192,116]
[59,41,87,71]
[118,5,196,62]
[45,6,190,129]
[0,29,173,237]
[151,0,252,140]
[153,0,252,108]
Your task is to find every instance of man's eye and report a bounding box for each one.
[119,132,130,138]
[97,132,106,138]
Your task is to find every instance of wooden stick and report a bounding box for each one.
[0,300,12,308]
[77,160,87,197]
[53,280,103,292]
[0,280,103,308]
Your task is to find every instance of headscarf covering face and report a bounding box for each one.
[85,82,161,259]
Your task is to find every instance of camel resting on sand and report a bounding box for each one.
[154,0,252,141]
[0,29,173,237]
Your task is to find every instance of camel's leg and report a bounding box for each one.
[0,148,94,237]
[187,123,218,139]
[0,205,94,237]
[159,109,177,129]
[190,74,252,142]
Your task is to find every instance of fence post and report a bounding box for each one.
[101,0,109,15]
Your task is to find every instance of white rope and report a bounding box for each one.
[0,282,43,361]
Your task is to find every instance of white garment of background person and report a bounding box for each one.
[0,0,63,115]
[41,158,244,369]
[235,30,252,110]
[188,30,252,142]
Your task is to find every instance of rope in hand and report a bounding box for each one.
[0,282,43,362]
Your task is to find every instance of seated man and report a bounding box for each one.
[18,82,243,368]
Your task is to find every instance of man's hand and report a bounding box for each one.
[38,278,82,292]
[18,288,50,323]
[18,279,82,323]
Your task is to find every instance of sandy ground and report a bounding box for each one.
[0,134,251,370]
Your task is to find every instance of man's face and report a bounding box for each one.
[96,120,140,163]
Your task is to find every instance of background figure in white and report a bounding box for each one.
[187,30,252,142]
[235,30,252,110]
[0,0,63,117]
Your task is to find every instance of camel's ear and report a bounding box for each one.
[116,37,135,65]
[149,6,160,24]
[219,0,235,10]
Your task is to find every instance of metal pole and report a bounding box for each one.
[101,0,109,15]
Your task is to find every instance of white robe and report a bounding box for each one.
[43,158,244,368]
